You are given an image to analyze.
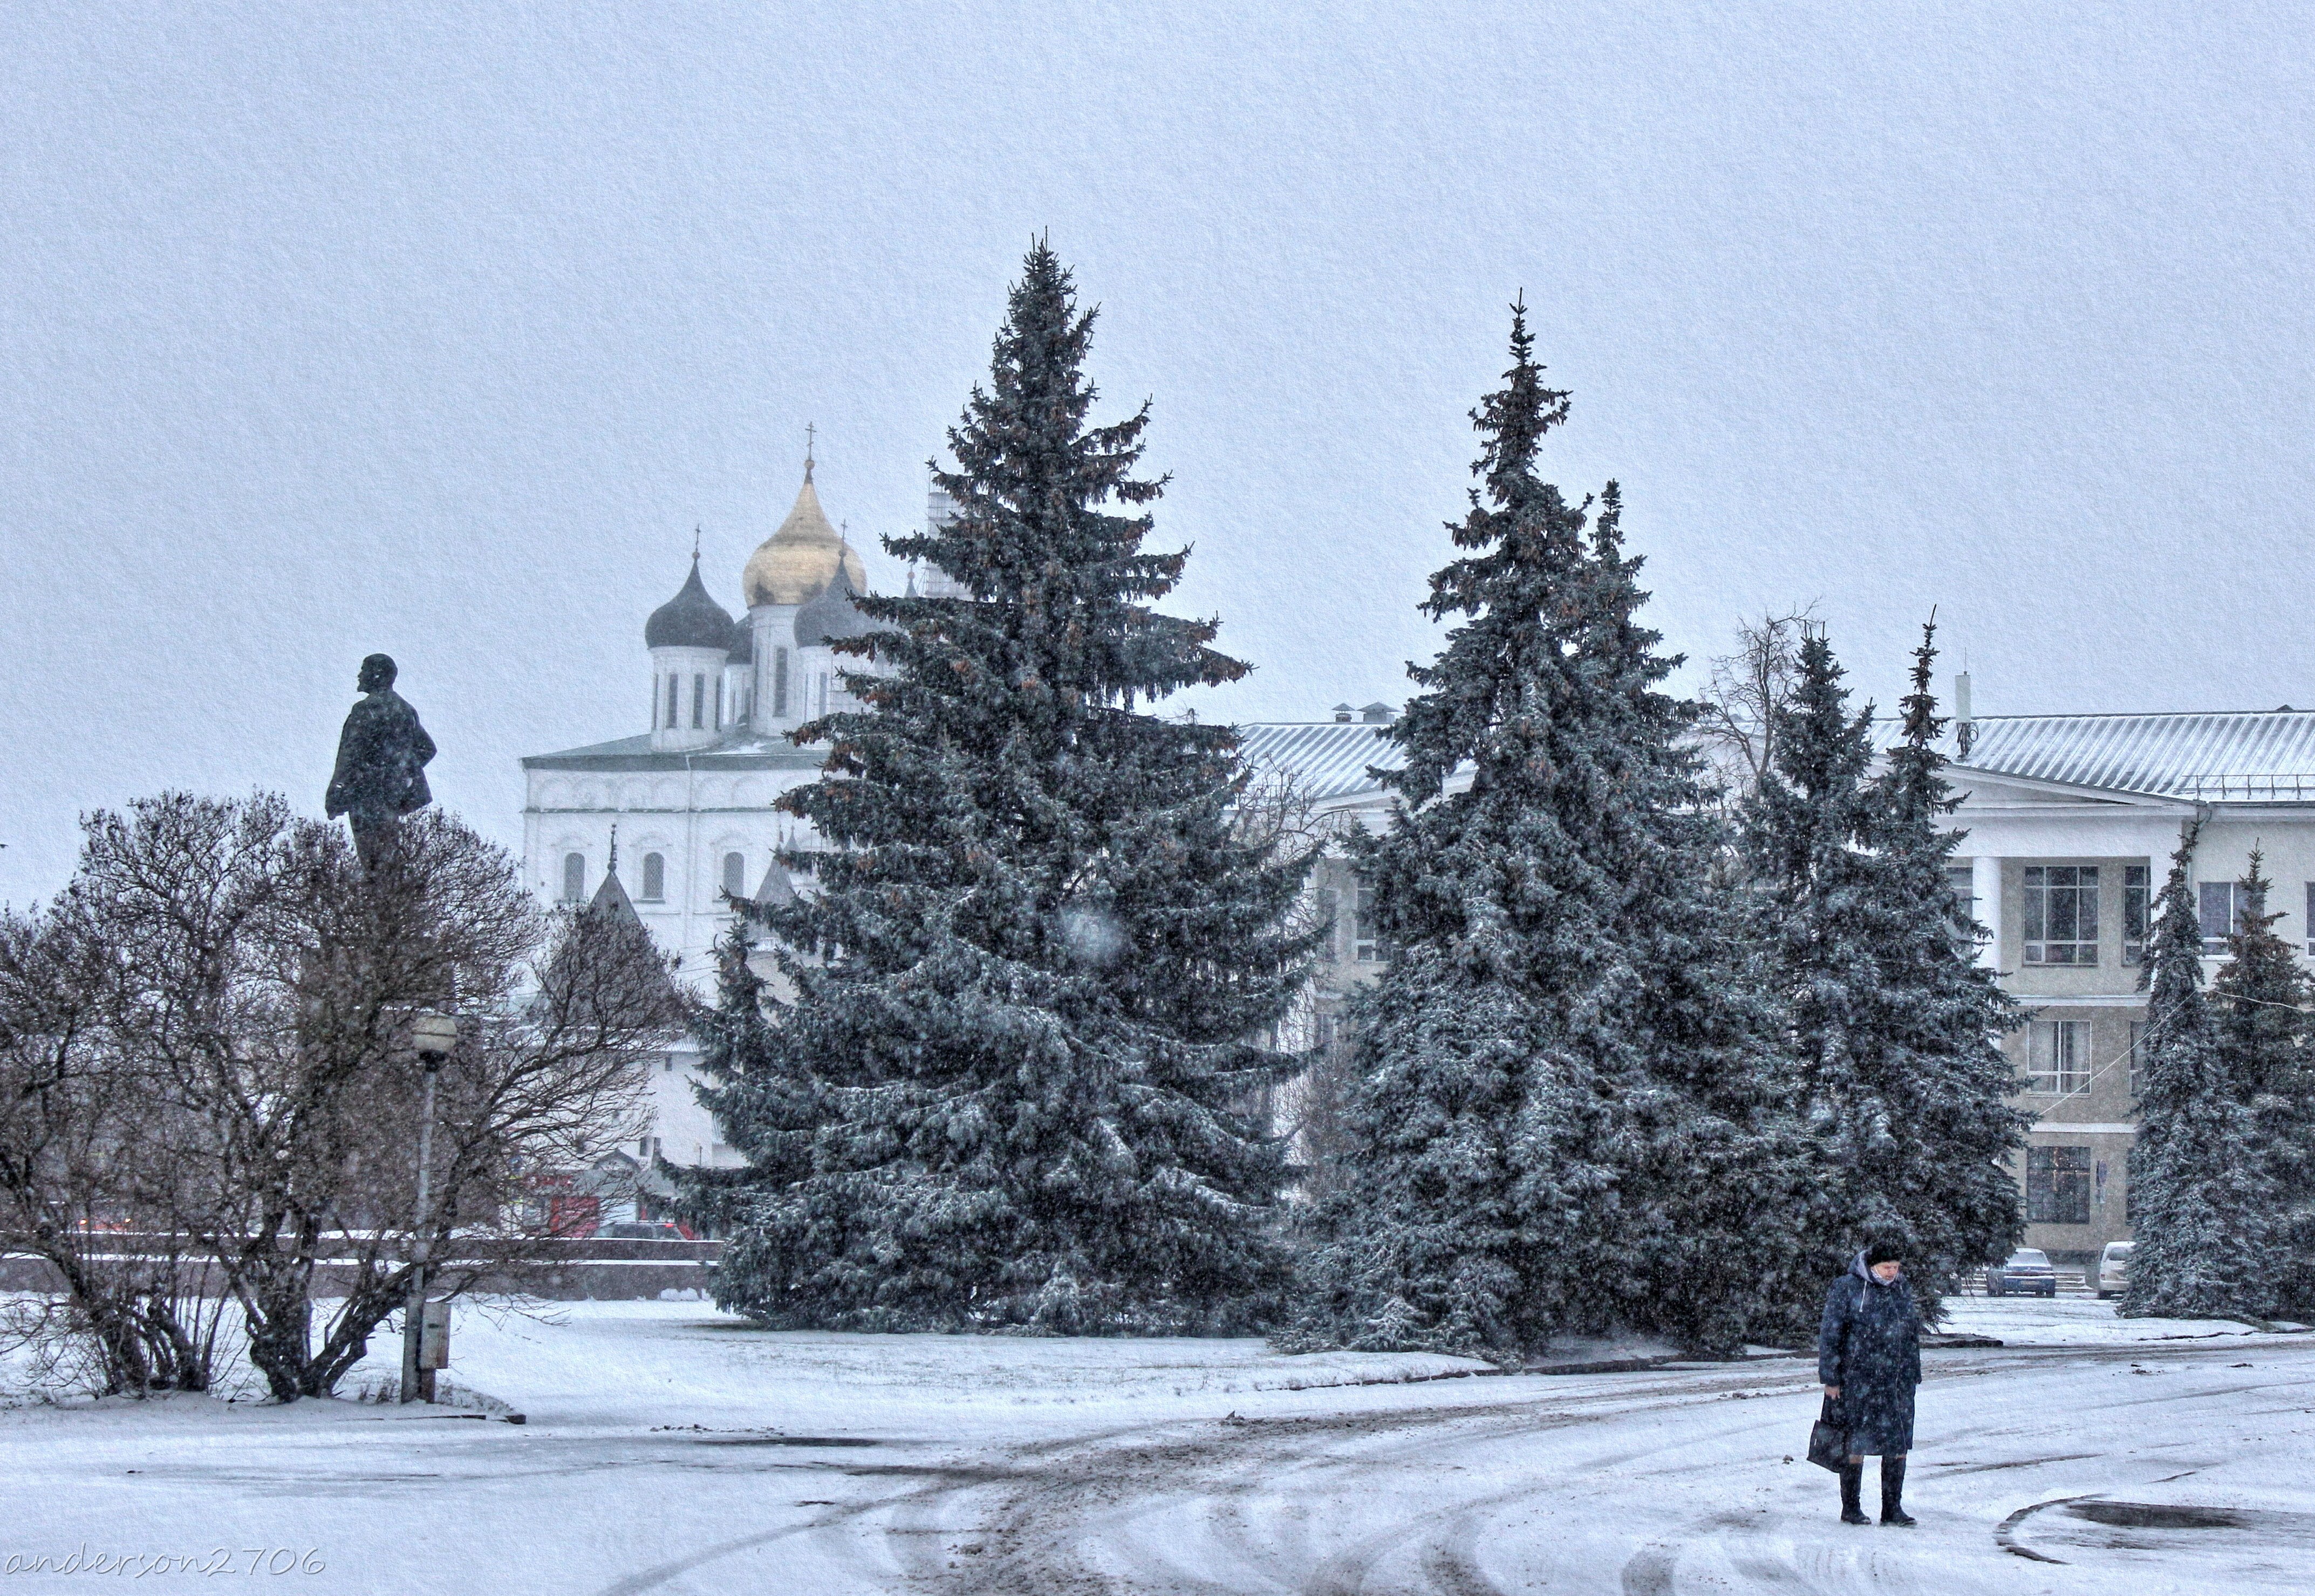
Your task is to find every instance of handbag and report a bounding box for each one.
[1806,1395,1848,1472]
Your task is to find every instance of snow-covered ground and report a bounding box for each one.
[1,1297,2307,1593]
[1937,1293,2306,1345]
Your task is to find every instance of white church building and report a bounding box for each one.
[520,453,887,1186]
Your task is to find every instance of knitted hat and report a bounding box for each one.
[1865,1241,1903,1267]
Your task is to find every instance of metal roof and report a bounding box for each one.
[1961,711,2315,801]
[1234,720,1406,803]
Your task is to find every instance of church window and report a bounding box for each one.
[666,676,680,730]
[773,649,789,716]
[692,674,706,728]
[715,676,725,726]
[650,676,659,730]
[817,673,829,717]
[562,852,585,903]
[722,852,746,898]
[640,852,666,902]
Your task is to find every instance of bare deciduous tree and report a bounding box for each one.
[3,794,679,1401]
[1694,606,1820,802]
[1232,758,1360,1197]
[0,911,226,1394]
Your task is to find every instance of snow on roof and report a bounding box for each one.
[1234,720,1406,804]
[1961,710,2315,801]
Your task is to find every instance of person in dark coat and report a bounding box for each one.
[1818,1240,1922,1526]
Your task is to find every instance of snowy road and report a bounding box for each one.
[2,1304,2309,1594]
[709,1341,2315,1595]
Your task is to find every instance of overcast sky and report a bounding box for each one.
[5,3,2312,902]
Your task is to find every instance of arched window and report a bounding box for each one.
[692,673,706,728]
[650,676,659,729]
[666,675,680,729]
[773,649,789,716]
[562,852,585,903]
[715,676,725,726]
[640,851,666,902]
[722,851,746,898]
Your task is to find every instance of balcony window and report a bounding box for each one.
[2199,881,2250,954]
[1945,863,1978,941]
[1353,884,1388,963]
[2026,1019,2092,1095]
[2026,1145,2092,1225]
[2022,865,2099,965]
[2122,865,2148,965]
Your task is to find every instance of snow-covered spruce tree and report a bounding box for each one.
[671,915,825,1318]
[2122,828,2270,1319]
[1738,623,2026,1335]
[2210,849,2315,1318]
[696,243,1313,1332]
[1287,303,1804,1360]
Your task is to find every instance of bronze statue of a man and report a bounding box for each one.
[326,653,437,866]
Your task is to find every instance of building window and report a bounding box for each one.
[666,675,680,731]
[715,676,725,726]
[650,676,660,730]
[2026,1145,2092,1225]
[2123,1148,2136,1223]
[722,851,746,898]
[2022,865,2099,965]
[1315,886,1341,961]
[2026,1019,2091,1094]
[773,649,789,716]
[2123,865,2148,965]
[562,852,585,904]
[640,851,666,902]
[692,673,706,729]
[1353,884,1388,963]
[817,672,830,718]
[2199,881,2248,954]
[2128,1019,2147,1099]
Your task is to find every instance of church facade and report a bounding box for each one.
[520,455,891,1186]
[521,456,884,985]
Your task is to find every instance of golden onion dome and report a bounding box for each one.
[742,466,868,608]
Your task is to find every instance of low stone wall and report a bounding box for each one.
[0,1238,722,1302]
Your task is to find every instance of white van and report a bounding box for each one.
[2097,1241,2133,1299]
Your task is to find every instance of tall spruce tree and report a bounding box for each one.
[1288,303,1804,1359]
[2122,828,2269,1318]
[689,243,1312,1332]
[2210,849,2315,1318]
[1739,623,2026,1331]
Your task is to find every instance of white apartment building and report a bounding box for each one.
[1254,697,2315,1272]
[1940,704,2315,1267]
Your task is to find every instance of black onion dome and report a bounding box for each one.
[645,555,736,651]
[725,612,754,664]
[793,563,876,646]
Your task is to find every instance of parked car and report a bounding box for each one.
[1986,1248,2058,1296]
[2097,1241,2133,1299]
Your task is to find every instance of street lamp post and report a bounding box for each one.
[400,1010,457,1403]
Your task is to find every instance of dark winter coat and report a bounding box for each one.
[1816,1252,1922,1455]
